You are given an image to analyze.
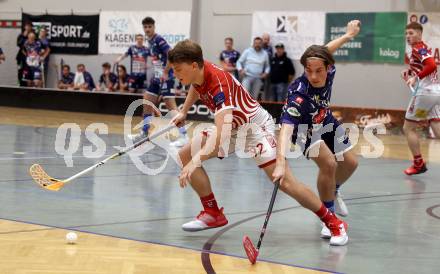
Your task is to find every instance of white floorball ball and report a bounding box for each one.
[66,232,78,244]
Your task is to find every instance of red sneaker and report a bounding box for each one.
[181,208,228,232]
[404,163,427,176]
[327,218,348,246]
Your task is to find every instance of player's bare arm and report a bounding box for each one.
[272,123,294,185]
[326,20,361,54]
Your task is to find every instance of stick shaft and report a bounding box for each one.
[256,180,280,250]
[65,124,175,182]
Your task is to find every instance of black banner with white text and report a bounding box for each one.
[22,13,99,55]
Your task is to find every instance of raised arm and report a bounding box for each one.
[326,20,361,54]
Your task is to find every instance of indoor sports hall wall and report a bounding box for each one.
[0,0,439,110]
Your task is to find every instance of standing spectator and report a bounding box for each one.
[58,64,75,89]
[236,37,270,99]
[219,37,240,79]
[38,27,51,84]
[262,33,273,100]
[115,65,130,92]
[16,22,33,86]
[73,64,95,91]
[0,47,5,63]
[262,33,273,59]
[22,32,46,88]
[270,43,295,101]
[97,62,117,91]
[114,34,149,93]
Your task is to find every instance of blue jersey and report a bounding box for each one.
[148,34,173,78]
[148,34,170,65]
[83,71,96,90]
[24,41,46,68]
[219,49,240,66]
[280,65,337,127]
[99,73,117,86]
[126,45,149,75]
[61,72,75,85]
[288,65,336,109]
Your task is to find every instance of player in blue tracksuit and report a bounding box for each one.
[130,16,187,147]
[273,20,361,242]
[22,32,47,87]
[115,34,149,93]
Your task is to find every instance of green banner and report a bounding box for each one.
[325,12,406,64]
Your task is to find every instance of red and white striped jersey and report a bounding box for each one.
[193,61,272,129]
[406,41,439,91]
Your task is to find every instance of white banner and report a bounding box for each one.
[407,13,440,64]
[252,11,325,60]
[99,11,191,54]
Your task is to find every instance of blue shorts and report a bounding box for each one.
[128,74,146,90]
[292,114,352,158]
[145,77,175,98]
[23,67,42,81]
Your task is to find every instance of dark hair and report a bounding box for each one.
[406,22,423,33]
[168,39,204,68]
[254,37,262,42]
[300,45,335,67]
[118,64,127,75]
[142,17,155,26]
[24,21,32,27]
[225,37,233,43]
[102,62,111,68]
[62,64,70,70]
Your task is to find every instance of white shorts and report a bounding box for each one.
[201,117,277,168]
[405,93,440,122]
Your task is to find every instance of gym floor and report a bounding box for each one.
[0,106,439,274]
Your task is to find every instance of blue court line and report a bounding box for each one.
[1,192,440,274]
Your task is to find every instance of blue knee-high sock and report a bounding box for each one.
[178,126,187,136]
[324,200,335,213]
[142,114,152,134]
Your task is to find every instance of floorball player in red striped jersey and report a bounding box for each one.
[168,39,349,246]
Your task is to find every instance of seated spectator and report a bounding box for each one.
[269,43,295,101]
[73,64,95,91]
[58,64,75,89]
[114,65,130,92]
[0,47,5,63]
[236,37,270,99]
[97,62,117,91]
[219,37,240,79]
[22,32,46,88]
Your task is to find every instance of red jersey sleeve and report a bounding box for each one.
[412,42,432,63]
[210,71,235,114]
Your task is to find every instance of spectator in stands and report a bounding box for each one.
[115,65,130,92]
[0,47,5,63]
[269,43,295,102]
[38,27,51,83]
[58,64,75,89]
[262,33,273,59]
[236,37,270,99]
[97,62,117,91]
[114,34,148,93]
[16,22,33,86]
[73,64,95,91]
[261,33,274,100]
[22,32,46,88]
[219,37,240,79]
